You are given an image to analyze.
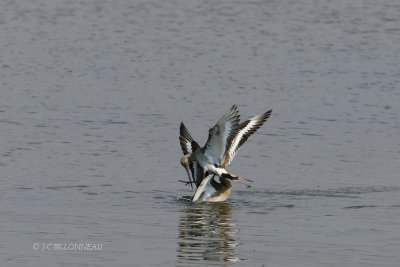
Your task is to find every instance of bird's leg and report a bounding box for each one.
[183,164,193,189]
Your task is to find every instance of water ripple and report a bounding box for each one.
[237,186,400,198]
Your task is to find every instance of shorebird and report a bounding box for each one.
[179,105,272,202]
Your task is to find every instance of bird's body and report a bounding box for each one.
[191,174,232,202]
[179,105,272,202]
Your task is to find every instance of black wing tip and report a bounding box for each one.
[180,122,192,136]
[250,108,272,125]
[179,121,199,155]
[228,104,239,117]
[229,104,239,114]
[230,105,271,120]
[218,104,240,126]
[264,109,272,120]
[256,109,272,122]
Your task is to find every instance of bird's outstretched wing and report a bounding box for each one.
[222,109,272,167]
[179,122,200,155]
[190,161,204,187]
[203,105,240,166]
[179,122,203,188]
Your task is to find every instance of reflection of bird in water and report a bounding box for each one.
[177,202,239,264]
[179,105,272,202]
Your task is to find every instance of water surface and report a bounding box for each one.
[1,0,400,266]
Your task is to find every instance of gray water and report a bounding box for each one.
[1,0,400,266]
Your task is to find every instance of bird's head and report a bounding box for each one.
[180,154,190,167]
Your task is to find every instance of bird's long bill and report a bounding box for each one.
[230,173,252,188]
[235,177,252,188]
[184,165,193,189]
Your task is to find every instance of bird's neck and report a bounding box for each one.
[211,176,232,191]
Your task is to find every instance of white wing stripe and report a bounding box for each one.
[228,119,257,161]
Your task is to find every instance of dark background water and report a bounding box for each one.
[1,0,399,266]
